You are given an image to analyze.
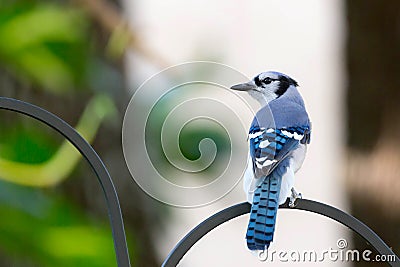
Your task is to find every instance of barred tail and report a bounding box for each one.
[246,170,282,250]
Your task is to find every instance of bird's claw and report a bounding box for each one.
[289,188,302,208]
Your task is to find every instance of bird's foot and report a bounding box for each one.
[289,188,302,208]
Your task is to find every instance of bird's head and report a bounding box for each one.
[231,71,298,104]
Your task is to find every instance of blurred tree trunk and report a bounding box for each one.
[346,0,400,265]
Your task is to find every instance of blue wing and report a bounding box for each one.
[248,125,310,178]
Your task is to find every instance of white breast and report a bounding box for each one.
[290,144,307,173]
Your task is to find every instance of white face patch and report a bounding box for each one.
[256,72,281,101]
[248,89,277,104]
[248,73,281,104]
[242,71,298,104]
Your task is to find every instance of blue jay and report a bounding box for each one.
[231,71,311,251]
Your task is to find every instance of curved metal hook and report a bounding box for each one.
[0,97,131,267]
[163,200,400,267]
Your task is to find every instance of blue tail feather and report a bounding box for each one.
[246,169,283,250]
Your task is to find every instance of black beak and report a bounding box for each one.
[230,81,257,91]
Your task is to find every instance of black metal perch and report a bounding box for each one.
[162,200,400,267]
[0,97,399,267]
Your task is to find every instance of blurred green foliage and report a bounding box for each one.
[0,0,135,266]
[0,120,58,164]
[0,1,90,93]
[0,180,118,267]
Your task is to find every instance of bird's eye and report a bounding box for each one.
[263,78,272,84]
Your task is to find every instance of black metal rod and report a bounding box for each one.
[0,97,131,267]
[162,200,400,267]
